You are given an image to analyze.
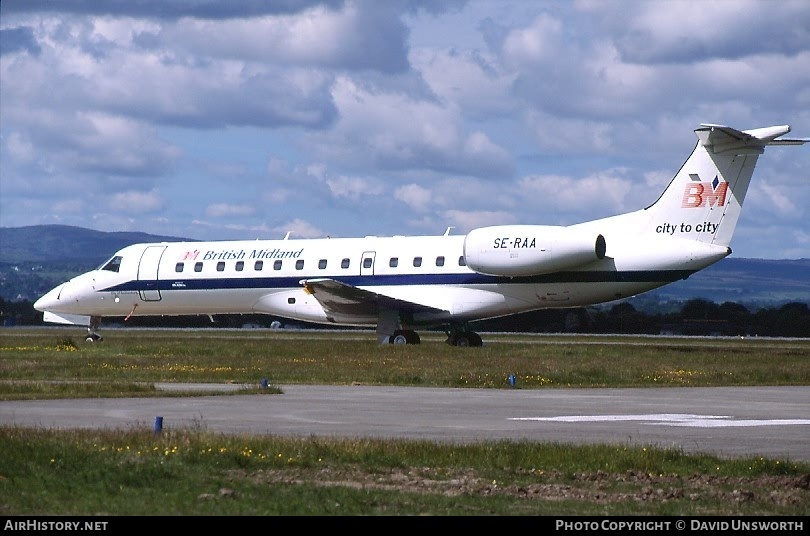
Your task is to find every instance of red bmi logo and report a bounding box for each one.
[681,178,728,208]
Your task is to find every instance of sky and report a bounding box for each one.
[1,0,809,259]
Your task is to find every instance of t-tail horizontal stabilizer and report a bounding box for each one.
[698,124,809,154]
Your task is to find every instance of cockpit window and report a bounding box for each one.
[99,256,122,273]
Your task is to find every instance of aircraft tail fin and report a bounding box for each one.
[638,124,807,248]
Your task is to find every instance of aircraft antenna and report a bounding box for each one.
[444,227,455,236]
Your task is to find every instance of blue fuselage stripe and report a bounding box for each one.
[103,270,695,293]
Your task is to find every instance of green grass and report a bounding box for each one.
[0,327,808,515]
[1,328,808,398]
[1,426,807,516]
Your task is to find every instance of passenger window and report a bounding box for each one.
[363,258,373,269]
[175,262,184,273]
[458,256,466,266]
[341,258,350,269]
[296,259,304,270]
[389,257,398,268]
[254,260,263,271]
[194,262,203,272]
[318,259,327,269]
[235,261,244,271]
[216,261,225,272]
[436,256,445,267]
[274,260,282,270]
[413,256,422,267]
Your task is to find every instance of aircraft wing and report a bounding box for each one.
[300,278,448,318]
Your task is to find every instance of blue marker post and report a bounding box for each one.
[507,374,516,387]
[260,378,268,389]
[154,416,163,435]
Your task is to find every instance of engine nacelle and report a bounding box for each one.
[464,225,606,277]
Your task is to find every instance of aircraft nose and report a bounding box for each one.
[34,283,66,312]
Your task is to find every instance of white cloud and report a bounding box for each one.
[326,75,513,178]
[501,13,563,65]
[409,47,516,115]
[442,209,519,233]
[5,132,35,163]
[519,172,632,219]
[272,218,325,239]
[108,189,165,214]
[205,203,255,218]
[597,0,810,63]
[326,175,385,200]
[394,183,432,212]
[166,2,409,71]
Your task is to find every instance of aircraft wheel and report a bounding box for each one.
[391,333,408,345]
[391,330,420,345]
[406,331,421,345]
[85,333,102,343]
[447,331,482,347]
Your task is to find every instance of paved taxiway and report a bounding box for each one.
[1,385,808,462]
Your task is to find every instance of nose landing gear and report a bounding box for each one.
[85,316,103,343]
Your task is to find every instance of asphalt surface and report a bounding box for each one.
[1,384,808,462]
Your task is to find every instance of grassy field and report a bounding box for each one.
[2,327,809,397]
[0,326,808,516]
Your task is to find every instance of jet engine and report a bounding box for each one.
[463,225,606,277]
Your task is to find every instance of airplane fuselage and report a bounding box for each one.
[36,231,722,327]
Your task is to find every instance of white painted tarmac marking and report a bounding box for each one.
[510,413,810,427]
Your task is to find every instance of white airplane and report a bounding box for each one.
[34,124,807,345]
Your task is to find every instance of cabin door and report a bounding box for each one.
[137,246,167,301]
[360,251,376,276]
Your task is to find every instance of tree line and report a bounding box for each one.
[474,299,810,338]
[1,297,808,338]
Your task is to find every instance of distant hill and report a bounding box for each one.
[0,225,808,308]
[635,257,810,311]
[0,225,192,263]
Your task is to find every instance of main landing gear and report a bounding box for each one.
[383,327,483,346]
[388,329,421,345]
[445,330,483,347]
